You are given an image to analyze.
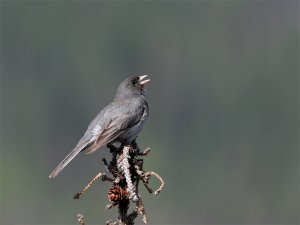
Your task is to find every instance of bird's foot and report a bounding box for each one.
[107,143,123,154]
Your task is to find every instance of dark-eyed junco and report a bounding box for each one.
[49,75,150,178]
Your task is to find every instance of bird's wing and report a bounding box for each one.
[83,99,144,154]
[49,98,144,178]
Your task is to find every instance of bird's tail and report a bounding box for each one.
[49,146,83,178]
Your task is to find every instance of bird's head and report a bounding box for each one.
[115,75,150,98]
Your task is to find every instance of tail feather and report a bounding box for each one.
[49,146,83,178]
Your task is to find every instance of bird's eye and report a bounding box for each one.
[131,79,137,85]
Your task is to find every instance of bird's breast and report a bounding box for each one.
[117,103,148,144]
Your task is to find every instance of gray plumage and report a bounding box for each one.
[49,75,150,178]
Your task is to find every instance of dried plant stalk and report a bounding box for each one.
[74,144,165,225]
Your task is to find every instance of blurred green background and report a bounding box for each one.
[1,1,299,225]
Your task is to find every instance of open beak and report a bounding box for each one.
[139,75,150,86]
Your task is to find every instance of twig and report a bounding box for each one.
[77,213,85,225]
[127,211,138,224]
[106,220,117,225]
[137,147,151,156]
[73,172,105,199]
[144,171,165,195]
[135,196,147,224]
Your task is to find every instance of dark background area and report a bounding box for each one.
[0,1,299,224]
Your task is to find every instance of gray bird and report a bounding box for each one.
[49,75,150,178]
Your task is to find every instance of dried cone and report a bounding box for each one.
[108,184,130,223]
[108,184,129,203]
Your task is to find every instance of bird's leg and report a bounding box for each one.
[107,143,118,153]
[107,142,124,154]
